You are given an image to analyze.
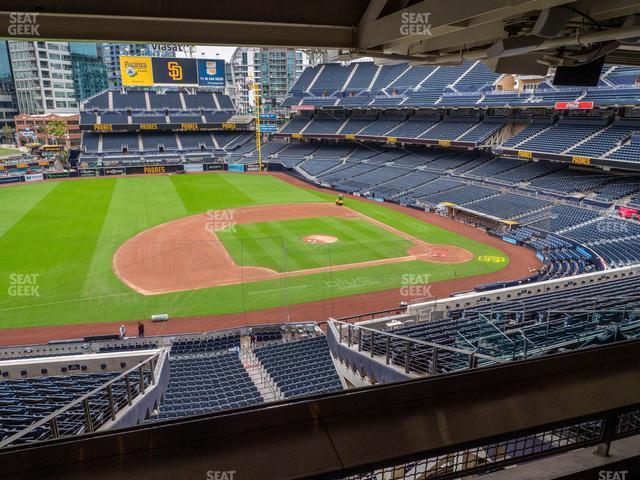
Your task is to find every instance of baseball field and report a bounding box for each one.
[0,172,517,332]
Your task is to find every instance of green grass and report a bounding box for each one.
[0,146,21,158]
[218,217,413,272]
[0,173,509,329]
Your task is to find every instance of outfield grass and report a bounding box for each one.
[0,173,510,329]
[218,217,413,272]
[0,146,21,158]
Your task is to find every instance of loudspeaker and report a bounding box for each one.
[553,57,606,86]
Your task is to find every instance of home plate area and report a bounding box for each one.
[112,202,474,295]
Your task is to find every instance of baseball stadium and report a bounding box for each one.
[1,3,640,480]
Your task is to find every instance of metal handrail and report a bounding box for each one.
[0,351,162,449]
[331,320,504,376]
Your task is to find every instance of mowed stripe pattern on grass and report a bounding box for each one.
[0,174,509,329]
[218,217,413,272]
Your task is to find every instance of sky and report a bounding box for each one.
[176,45,237,61]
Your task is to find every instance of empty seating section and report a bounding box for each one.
[593,179,640,202]
[371,64,407,92]
[395,178,462,205]
[300,159,343,176]
[420,185,498,207]
[379,274,640,364]
[518,205,601,232]
[100,112,128,124]
[344,63,378,91]
[178,132,216,150]
[112,91,146,109]
[516,122,604,153]
[184,92,216,109]
[456,61,501,90]
[387,65,435,91]
[280,117,309,134]
[101,133,139,152]
[530,170,613,194]
[438,93,482,107]
[605,141,640,162]
[339,117,375,134]
[153,353,262,420]
[171,334,240,355]
[142,132,178,151]
[81,133,99,152]
[255,337,343,398]
[131,113,166,124]
[0,371,151,444]
[502,123,550,148]
[390,118,437,138]
[419,120,475,140]
[457,121,505,143]
[149,92,182,110]
[490,159,564,183]
[312,144,355,158]
[358,118,405,136]
[465,193,550,219]
[310,64,353,94]
[278,143,319,157]
[289,66,319,94]
[80,112,96,124]
[304,119,343,135]
[568,124,638,157]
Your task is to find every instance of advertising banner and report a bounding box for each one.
[103,167,126,176]
[24,173,44,182]
[554,101,594,110]
[126,165,184,175]
[204,163,224,171]
[228,164,246,173]
[184,163,204,173]
[45,172,69,179]
[79,169,98,177]
[197,59,225,87]
[120,56,154,86]
[0,176,20,184]
[152,58,198,86]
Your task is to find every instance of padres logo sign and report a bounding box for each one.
[168,61,183,81]
[477,255,506,263]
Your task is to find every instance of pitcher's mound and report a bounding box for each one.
[304,235,338,245]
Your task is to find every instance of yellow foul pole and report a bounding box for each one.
[253,82,263,172]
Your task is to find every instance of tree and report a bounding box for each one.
[45,120,67,145]
[1,125,15,144]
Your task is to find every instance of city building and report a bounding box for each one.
[0,41,18,131]
[13,113,80,148]
[7,41,78,115]
[69,43,108,101]
[228,47,306,114]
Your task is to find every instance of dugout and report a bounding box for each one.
[426,202,518,231]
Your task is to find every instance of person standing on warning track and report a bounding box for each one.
[138,322,145,338]
[119,324,126,339]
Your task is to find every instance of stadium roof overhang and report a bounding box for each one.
[6,0,640,72]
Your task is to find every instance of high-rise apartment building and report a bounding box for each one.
[7,41,78,114]
[228,47,306,114]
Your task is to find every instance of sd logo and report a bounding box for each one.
[168,61,183,81]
